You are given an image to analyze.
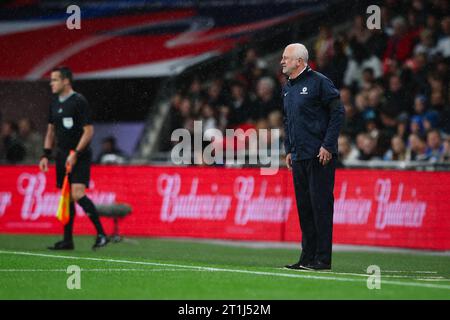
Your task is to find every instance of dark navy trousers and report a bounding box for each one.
[291,157,336,265]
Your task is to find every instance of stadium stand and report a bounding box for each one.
[152,0,450,168]
[0,0,448,168]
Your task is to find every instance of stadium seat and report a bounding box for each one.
[95,203,132,243]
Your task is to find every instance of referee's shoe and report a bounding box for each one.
[48,240,74,250]
[92,234,109,250]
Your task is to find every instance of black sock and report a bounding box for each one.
[77,195,105,236]
[63,201,76,242]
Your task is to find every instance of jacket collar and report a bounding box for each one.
[288,65,311,85]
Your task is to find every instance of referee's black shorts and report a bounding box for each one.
[56,148,92,189]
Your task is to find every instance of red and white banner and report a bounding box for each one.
[0,166,449,250]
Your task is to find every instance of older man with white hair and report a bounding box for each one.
[281,43,344,270]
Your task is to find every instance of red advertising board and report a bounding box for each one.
[0,165,449,250]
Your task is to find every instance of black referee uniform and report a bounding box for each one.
[49,92,92,188]
[48,92,106,248]
[283,66,345,270]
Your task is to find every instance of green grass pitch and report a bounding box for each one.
[0,234,449,299]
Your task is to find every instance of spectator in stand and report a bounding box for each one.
[367,87,384,112]
[169,93,182,123]
[354,91,369,113]
[425,129,444,161]
[243,47,267,71]
[410,0,428,27]
[383,135,407,160]
[425,72,445,104]
[366,27,389,59]
[340,87,364,139]
[251,77,280,121]
[17,117,43,163]
[430,90,446,112]
[412,94,427,117]
[396,113,410,142]
[217,105,230,132]
[267,109,284,149]
[200,104,219,140]
[344,40,382,90]
[423,110,440,131]
[379,105,398,139]
[432,16,450,58]
[362,108,379,140]
[406,8,422,36]
[361,68,377,91]
[348,15,371,45]
[267,110,283,129]
[207,80,226,108]
[357,133,378,160]
[407,133,429,161]
[338,134,359,163]
[240,47,268,93]
[407,52,429,94]
[383,16,420,63]
[380,4,394,35]
[385,74,411,116]
[1,120,25,164]
[171,97,193,132]
[440,136,450,162]
[187,77,203,107]
[316,38,348,89]
[410,115,425,136]
[228,81,253,127]
[425,13,440,41]
[330,38,348,89]
[96,136,127,164]
[340,87,353,109]
[435,58,449,83]
[314,24,335,60]
[414,29,436,58]
[255,117,270,148]
[412,95,441,135]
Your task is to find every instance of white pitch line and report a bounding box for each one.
[274,269,448,281]
[415,278,450,282]
[1,250,449,291]
[384,270,438,274]
[0,268,201,272]
[1,268,447,282]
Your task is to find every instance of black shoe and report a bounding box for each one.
[309,261,332,270]
[48,240,74,250]
[284,262,314,270]
[92,234,109,250]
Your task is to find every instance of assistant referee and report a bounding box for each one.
[281,44,344,270]
[39,66,109,250]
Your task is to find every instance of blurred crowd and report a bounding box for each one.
[167,0,450,165]
[0,116,127,164]
[2,0,449,166]
[0,117,43,164]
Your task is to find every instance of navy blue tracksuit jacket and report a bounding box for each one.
[282,65,345,160]
[282,65,344,266]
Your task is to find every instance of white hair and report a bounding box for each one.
[286,43,309,62]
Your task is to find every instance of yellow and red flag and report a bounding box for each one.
[56,151,74,225]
